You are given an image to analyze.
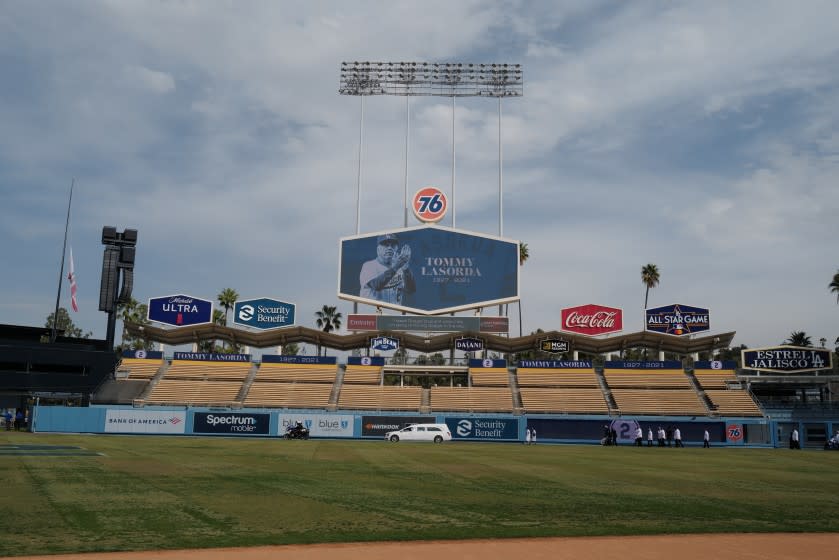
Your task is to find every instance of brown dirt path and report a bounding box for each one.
[7,534,839,560]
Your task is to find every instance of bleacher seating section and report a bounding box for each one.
[145,379,242,406]
[705,389,764,417]
[516,368,599,387]
[611,389,708,416]
[469,367,509,386]
[603,368,691,389]
[256,362,337,383]
[164,360,251,381]
[343,364,383,384]
[429,387,514,412]
[117,358,162,380]
[519,388,609,414]
[337,385,422,411]
[244,382,333,409]
[693,369,737,389]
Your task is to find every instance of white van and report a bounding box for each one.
[385,423,452,443]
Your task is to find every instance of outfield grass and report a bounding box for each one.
[1,432,838,557]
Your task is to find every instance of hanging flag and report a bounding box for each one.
[68,247,78,312]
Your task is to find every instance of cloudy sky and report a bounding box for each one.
[1,1,837,352]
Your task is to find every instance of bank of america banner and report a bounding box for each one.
[741,346,833,373]
[104,410,186,434]
[518,360,593,369]
[261,355,337,365]
[338,225,519,315]
[645,303,710,336]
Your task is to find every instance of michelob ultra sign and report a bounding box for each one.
[645,303,710,336]
[741,346,833,373]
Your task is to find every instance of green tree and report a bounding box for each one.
[198,310,228,353]
[315,305,342,356]
[116,297,154,352]
[281,343,300,356]
[785,331,812,347]
[217,288,239,323]
[830,270,839,303]
[43,307,91,340]
[517,242,529,337]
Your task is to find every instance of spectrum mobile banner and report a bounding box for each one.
[193,412,270,435]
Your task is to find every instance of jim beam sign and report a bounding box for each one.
[540,339,570,354]
[561,304,623,336]
[741,346,833,374]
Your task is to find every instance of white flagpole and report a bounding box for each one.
[50,179,75,342]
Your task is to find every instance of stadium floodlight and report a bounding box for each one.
[339,61,523,97]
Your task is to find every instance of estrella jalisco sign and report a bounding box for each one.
[741,346,833,373]
[147,294,213,327]
[233,297,296,330]
[645,303,709,336]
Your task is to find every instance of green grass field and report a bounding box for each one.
[1,432,838,557]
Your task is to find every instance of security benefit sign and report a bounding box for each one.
[193,412,270,435]
[445,417,518,440]
[645,304,710,336]
[338,225,519,315]
[741,346,833,373]
[234,298,295,330]
[147,294,213,327]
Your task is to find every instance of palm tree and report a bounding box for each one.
[641,263,660,309]
[217,288,239,324]
[315,305,343,356]
[785,331,812,347]
[830,270,839,303]
[518,242,529,337]
[640,264,660,361]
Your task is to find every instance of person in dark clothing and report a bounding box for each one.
[14,409,24,431]
[611,427,618,446]
[665,425,673,447]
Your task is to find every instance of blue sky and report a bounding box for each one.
[1,1,837,352]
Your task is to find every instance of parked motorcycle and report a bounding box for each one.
[284,423,310,440]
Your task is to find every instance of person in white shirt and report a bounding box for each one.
[791,428,800,449]
[635,426,643,447]
[674,427,683,448]
[525,427,531,444]
[703,429,710,448]
[647,427,654,447]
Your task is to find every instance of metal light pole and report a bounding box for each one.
[339,62,522,233]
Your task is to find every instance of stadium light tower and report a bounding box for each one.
[339,62,523,232]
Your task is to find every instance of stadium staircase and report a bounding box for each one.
[135,361,171,405]
[509,369,524,414]
[594,366,619,416]
[685,367,716,416]
[235,363,261,404]
[420,388,431,413]
[327,365,345,411]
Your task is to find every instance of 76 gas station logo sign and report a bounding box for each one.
[412,186,448,223]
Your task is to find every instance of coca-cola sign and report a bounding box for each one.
[561,304,623,336]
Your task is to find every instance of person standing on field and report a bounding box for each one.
[647,427,654,447]
[792,428,800,449]
[703,429,710,448]
[525,427,531,444]
[531,427,536,444]
[635,426,643,447]
[674,427,683,448]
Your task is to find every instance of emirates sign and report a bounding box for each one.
[561,304,623,336]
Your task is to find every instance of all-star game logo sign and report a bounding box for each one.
[412,186,448,223]
[645,303,710,336]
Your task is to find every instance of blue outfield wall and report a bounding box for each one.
[31,405,783,447]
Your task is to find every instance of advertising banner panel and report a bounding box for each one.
[338,225,519,315]
[455,337,484,351]
[560,304,622,336]
[370,336,399,351]
[518,360,592,369]
[360,415,435,437]
[104,410,186,434]
[347,356,385,366]
[444,417,518,440]
[741,346,833,373]
[468,359,506,368]
[604,361,682,369]
[694,360,737,370]
[193,412,270,435]
[347,314,508,333]
[540,339,570,353]
[645,303,710,336]
[261,355,337,365]
[147,294,213,327]
[173,352,251,362]
[233,298,295,330]
[278,414,354,438]
[121,350,163,360]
